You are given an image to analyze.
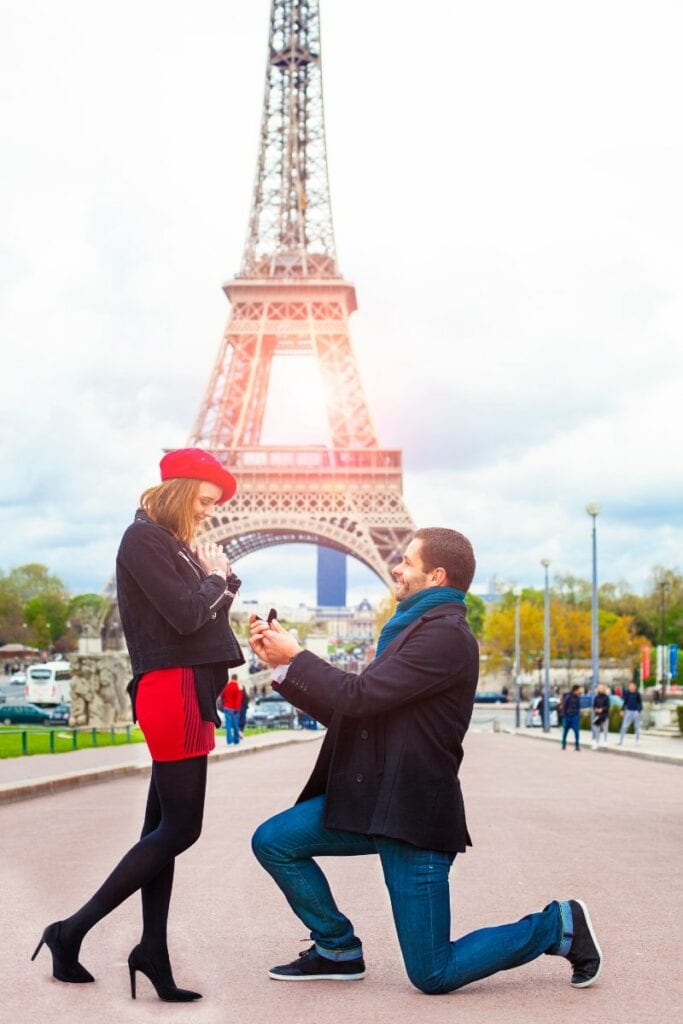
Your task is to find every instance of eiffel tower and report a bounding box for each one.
[190,0,414,590]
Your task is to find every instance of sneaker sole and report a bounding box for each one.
[570,899,603,988]
[268,970,365,982]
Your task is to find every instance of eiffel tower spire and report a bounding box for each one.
[242,0,337,279]
[189,0,415,589]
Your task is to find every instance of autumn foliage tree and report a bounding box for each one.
[482,598,544,673]
[482,585,647,675]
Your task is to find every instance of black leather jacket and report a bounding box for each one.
[116,512,244,721]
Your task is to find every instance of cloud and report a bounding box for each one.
[0,0,681,604]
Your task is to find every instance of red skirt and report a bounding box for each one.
[136,666,215,762]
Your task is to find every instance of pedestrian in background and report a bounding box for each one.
[619,682,642,745]
[221,673,243,744]
[239,685,250,737]
[561,685,582,751]
[591,685,611,749]
[32,448,243,1002]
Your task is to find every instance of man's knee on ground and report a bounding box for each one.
[405,960,452,995]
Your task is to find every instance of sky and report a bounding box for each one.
[1,0,682,610]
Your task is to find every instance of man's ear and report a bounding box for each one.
[432,566,448,586]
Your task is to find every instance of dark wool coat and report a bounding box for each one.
[116,512,244,723]
[276,603,479,854]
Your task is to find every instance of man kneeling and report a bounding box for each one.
[249,528,602,993]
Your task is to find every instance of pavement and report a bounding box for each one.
[468,703,683,765]
[511,721,683,764]
[3,726,683,1024]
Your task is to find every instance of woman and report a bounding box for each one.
[32,448,244,1001]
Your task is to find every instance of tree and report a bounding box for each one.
[24,594,70,648]
[597,568,683,646]
[554,574,591,607]
[374,594,397,639]
[482,600,544,673]
[600,614,646,661]
[0,563,70,648]
[0,588,25,646]
[482,588,646,676]
[0,563,67,605]
[552,603,591,665]
[465,593,485,638]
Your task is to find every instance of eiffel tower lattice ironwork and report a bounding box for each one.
[189,0,414,588]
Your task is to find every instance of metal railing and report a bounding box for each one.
[2,723,139,756]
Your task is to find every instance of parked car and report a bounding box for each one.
[525,696,560,728]
[48,703,71,725]
[474,691,508,703]
[248,695,298,729]
[10,671,26,686]
[0,703,59,726]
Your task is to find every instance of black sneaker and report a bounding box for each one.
[566,900,603,987]
[268,945,365,982]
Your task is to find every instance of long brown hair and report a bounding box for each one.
[140,478,201,547]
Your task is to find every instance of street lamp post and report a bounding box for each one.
[586,503,600,703]
[659,580,669,701]
[541,559,551,732]
[513,586,522,728]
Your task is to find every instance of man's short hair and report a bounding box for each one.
[414,527,476,592]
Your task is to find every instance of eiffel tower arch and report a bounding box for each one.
[189,0,415,590]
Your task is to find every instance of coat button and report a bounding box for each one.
[360,729,368,740]
[355,773,364,783]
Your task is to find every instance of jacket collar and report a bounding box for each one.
[372,603,467,667]
[134,509,181,545]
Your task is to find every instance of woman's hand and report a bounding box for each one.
[196,542,230,578]
[249,615,302,667]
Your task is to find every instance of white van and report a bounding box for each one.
[25,662,72,706]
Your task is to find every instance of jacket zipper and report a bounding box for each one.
[178,549,231,612]
[209,590,229,611]
[177,549,203,581]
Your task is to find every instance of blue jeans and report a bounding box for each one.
[252,796,566,993]
[562,714,581,749]
[224,709,240,744]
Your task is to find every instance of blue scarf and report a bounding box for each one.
[373,586,466,661]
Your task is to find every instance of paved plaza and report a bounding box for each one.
[2,729,682,1024]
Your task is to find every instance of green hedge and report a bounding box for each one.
[579,707,624,733]
[677,705,683,735]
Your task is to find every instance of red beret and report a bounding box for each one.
[159,448,237,504]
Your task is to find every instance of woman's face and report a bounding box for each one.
[192,481,223,526]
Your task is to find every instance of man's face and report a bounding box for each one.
[392,538,437,601]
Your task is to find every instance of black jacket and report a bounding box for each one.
[277,604,479,854]
[561,692,581,717]
[623,690,643,712]
[116,512,244,721]
[592,692,610,723]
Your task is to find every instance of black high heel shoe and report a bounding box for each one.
[127,944,202,1002]
[31,921,95,983]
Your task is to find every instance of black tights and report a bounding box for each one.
[60,755,207,960]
